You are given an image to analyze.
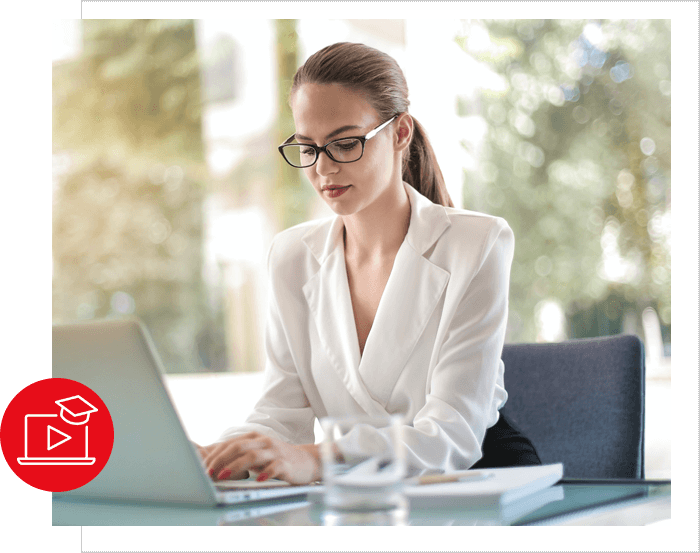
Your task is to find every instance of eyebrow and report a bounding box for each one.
[294,124,363,143]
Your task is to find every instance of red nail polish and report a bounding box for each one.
[257,472,269,482]
[218,469,231,480]
[208,468,214,477]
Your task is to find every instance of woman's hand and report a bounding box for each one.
[193,442,217,466]
[201,432,322,485]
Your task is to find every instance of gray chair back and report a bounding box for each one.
[500,334,645,479]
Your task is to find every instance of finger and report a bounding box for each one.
[258,459,310,485]
[204,440,247,472]
[215,467,250,481]
[220,449,274,481]
[256,459,284,483]
[196,449,207,467]
[206,438,269,477]
[203,441,230,466]
[204,436,266,465]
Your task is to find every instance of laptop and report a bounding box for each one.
[52,318,318,506]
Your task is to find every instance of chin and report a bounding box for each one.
[324,203,356,217]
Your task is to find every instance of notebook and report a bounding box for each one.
[305,463,563,511]
[52,318,318,506]
[405,463,564,508]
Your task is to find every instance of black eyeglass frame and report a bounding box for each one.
[278,115,398,168]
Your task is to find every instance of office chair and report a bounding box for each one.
[497,334,645,479]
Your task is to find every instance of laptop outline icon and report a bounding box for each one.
[17,395,98,466]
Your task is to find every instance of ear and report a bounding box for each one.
[393,113,413,153]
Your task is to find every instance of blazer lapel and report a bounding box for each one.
[359,183,452,408]
[358,243,449,408]
[302,217,386,415]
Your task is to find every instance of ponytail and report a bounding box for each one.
[292,42,454,208]
[403,117,453,208]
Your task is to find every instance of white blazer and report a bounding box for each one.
[220,182,514,472]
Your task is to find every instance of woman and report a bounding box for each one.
[199,42,539,485]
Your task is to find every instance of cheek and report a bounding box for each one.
[363,146,395,180]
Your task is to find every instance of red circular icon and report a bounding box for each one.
[1,378,114,492]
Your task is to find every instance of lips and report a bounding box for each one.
[322,184,349,190]
[322,185,351,198]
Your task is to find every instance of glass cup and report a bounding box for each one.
[320,414,407,518]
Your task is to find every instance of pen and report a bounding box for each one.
[414,471,494,486]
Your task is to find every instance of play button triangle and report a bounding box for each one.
[47,425,72,450]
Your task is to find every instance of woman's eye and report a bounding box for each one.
[335,140,359,151]
[300,147,316,155]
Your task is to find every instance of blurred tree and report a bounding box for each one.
[52,20,226,373]
[456,20,671,343]
[273,19,315,229]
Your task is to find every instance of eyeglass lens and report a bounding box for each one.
[283,138,363,167]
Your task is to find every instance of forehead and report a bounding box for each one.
[290,83,378,139]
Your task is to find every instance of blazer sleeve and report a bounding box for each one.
[217,236,316,445]
[338,217,514,473]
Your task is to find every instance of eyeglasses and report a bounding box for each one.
[278,116,397,168]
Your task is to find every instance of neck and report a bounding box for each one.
[342,183,411,262]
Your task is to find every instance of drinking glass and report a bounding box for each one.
[320,414,407,517]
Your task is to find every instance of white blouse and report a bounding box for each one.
[220,182,514,472]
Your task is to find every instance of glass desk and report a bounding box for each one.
[53,479,670,526]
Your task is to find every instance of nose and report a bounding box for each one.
[315,150,339,177]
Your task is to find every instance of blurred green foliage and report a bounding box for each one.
[274,19,316,229]
[456,20,671,343]
[53,20,227,373]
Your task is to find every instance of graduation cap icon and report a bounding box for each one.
[17,394,100,465]
[55,395,98,425]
